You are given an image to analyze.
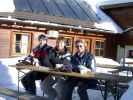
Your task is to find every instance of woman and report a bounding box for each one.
[41,37,72,100]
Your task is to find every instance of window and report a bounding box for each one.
[128,50,133,58]
[61,36,73,53]
[64,37,73,53]
[95,40,105,56]
[84,39,91,52]
[11,32,31,56]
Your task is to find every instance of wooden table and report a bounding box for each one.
[10,65,133,100]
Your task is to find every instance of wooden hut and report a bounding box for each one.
[0,0,121,59]
[100,1,133,61]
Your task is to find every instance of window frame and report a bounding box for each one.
[11,32,32,56]
[94,39,105,57]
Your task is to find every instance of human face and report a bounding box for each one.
[39,39,47,46]
[76,42,85,53]
[58,41,65,50]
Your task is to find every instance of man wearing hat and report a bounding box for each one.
[21,34,55,95]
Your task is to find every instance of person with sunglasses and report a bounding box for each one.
[60,39,97,100]
[73,39,97,100]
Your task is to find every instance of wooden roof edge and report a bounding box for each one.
[0,11,95,28]
[0,13,116,34]
[100,2,133,10]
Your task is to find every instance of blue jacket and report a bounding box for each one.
[71,51,96,72]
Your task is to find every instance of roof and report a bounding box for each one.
[0,0,100,27]
[0,0,123,33]
[99,0,133,9]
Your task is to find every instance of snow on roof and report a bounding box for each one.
[84,0,123,33]
[0,0,15,12]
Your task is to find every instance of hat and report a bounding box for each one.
[38,34,48,40]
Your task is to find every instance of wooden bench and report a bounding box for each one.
[0,87,20,98]
[18,95,48,100]
[0,87,48,100]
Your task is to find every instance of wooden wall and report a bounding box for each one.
[105,6,133,29]
[0,27,116,59]
[103,6,133,59]
[0,29,11,58]
[104,35,117,60]
[116,32,133,45]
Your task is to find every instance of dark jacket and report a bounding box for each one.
[51,47,71,67]
[33,44,54,68]
[71,51,95,71]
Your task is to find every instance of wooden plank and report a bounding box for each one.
[9,65,133,82]
[0,30,10,57]
[0,87,48,100]
[19,95,48,100]
[0,87,24,98]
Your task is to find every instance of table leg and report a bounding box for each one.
[116,83,120,100]
[113,81,120,100]
[18,70,20,95]
[104,81,108,100]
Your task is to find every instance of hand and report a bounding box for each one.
[78,65,91,74]
[33,58,39,66]
[80,69,91,75]
[55,64,63,69]
[62,64,73,72]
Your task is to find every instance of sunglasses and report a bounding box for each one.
[76,45,84,48]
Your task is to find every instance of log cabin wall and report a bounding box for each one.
[59,31,108,57]
[116,32,133,45]
[101,5,133,60]
[103,6,133,29]
[0,26,115,59]
[0,29,11,58]
[104,34,117,60]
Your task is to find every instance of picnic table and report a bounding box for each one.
[10,65,133,100]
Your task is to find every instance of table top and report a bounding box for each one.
[126,62,133,64]
[9,65,133,83]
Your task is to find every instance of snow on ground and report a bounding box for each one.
[0,57,43,99]
[121,80,133,100]
[0,57,131,100]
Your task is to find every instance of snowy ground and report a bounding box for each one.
[0,57,132,100]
